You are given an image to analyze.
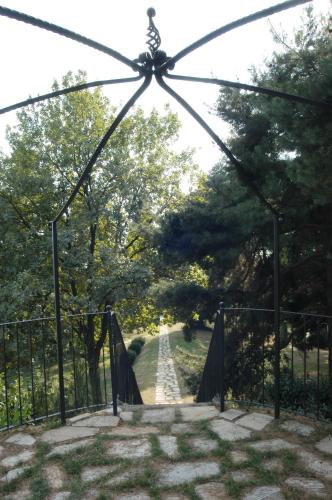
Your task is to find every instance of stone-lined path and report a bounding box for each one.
[1,404,332,499]
[155,325,182,404]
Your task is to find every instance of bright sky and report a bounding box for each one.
[0,0,330,171]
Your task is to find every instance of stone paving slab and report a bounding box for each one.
[210,420,252,441]
[230,470,255,482]
[49,492,71,500]
[220,409,245,421]
[105,466,144,487]
[161,494,189,500]
[1,450,34,468]
[106,437,152,459]
[158,460,220,486]
[5,433,36,447]
[249,438,298,452]
[40,426,98,444]
[68,412,91,424]
[120,411,133,422]
[43,464,65,489]
[285,476,326,497]
[0,465,29,483]
[315,435,332,454]
[81,464,120,482]
[142,407,175,423]
[297,449,332,480]
[4,488,30,499]
[72,415,120,427]
[262,458,283,472]
[171,423,194,434]
[114,492,151,500]
[230,450,248,464]
[243,486,285,499]
[83,489,100,500]
[188,437,218,453]
[280,419,314,437]
[46,438,94,457]
[194,481,229,499]
[159,435,178,458]
[180,406,219,421]
[110,425,160,437]
[236,412,274,431]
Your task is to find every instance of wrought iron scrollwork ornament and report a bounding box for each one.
[136,8,175,72]
[146,7,160,56]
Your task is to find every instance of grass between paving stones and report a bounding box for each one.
[1,441,51,499]
[2,408,332,499]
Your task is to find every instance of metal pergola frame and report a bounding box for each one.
[1,0,331,423]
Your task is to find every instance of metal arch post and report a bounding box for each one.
[164,74,332,110]
[273,213,281,419]
[0,75,143,116]
[161,0,310,71]
[0,6,144,73]
[219,302,225,412]
[49,220,66,425]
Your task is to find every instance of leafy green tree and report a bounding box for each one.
[158,9,332,318]
[0,71,194,402]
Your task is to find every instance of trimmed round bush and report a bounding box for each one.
[127,348,137,365]
[129,340,142,355]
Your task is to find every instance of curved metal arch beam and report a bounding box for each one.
[155,74,278,216]
[161,0,311,71]
[53,74,152,223]
[0,75,143,116]
[165,74,332,110]
[0,5,143,73]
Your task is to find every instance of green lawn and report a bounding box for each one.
[168,324,212,402]
[281,345,329,378]
[132,333,159,404]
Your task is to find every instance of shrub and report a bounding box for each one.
[129,339,142,354]
[127,349,137,365]
[182,324,193,342]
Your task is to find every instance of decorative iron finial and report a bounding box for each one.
[146,7,161,56]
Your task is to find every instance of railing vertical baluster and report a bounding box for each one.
[273,213,281,419]
[42,321,48,417]
[71,320,78,410]
[219,302,225,412]
[303,316,307,416]
[329,320,332,422]
[102,343,107,405]
[50,220,66,424]
[83,319,89,409]
[291,331,294,395]
[316,321,320,420]
[107,306,118,416]
[16,324,23,425]
[28,323,36,422]
[262,333,265,405]
[2,326,10,429]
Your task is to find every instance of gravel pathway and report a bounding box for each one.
[155,324,182,404]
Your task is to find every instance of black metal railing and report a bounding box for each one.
[198,304,332,421]
[0,309,142,431]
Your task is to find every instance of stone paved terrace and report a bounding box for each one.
[1,404,332,499]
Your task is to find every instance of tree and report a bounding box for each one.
[158,9,332,318]
[0,71,195,402]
